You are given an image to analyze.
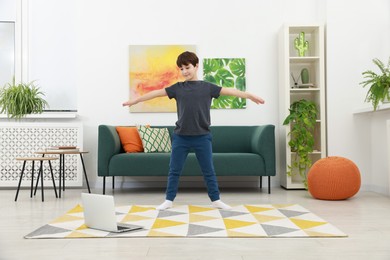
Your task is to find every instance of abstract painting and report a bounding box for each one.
[203,58,246,109]
[129,45,196,112]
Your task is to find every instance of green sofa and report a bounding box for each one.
[98,125,276,194]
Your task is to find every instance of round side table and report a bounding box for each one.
[15,157,59,202]
[35,151,91,198]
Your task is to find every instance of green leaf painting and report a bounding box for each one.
[203,58,246,109]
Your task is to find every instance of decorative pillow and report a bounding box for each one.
[116,126,144,153]
[137,125,172,153]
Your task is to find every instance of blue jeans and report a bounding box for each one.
[165,133,220,202]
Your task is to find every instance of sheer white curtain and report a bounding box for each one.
[0,0,16,87]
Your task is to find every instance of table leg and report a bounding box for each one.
[40,160,44,202]
[31,161,35,198]
[33,165,42,196]
[48,160,58,198]
[15,161,26,202]
[59,154,62,198]
[62,154,65,191]
[79,154,91,193]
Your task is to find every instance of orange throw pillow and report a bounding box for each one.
[116,126,144,153]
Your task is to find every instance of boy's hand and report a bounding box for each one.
[249,94,265,105]
[122,99,137,107]
[220,88,265,105]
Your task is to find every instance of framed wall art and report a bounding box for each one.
[203,58,246,109]
[128,45,196,112]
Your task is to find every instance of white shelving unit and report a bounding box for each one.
[278,24,327,189]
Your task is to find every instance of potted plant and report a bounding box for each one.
[0,78,49,119]
[283,99,318,188]
[360,57,390,111]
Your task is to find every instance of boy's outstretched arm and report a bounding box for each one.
[122,89,167,107]
[220,88,265,104]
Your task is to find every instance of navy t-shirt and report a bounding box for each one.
[165,81,221,135]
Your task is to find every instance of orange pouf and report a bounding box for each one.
[307,156,361,200]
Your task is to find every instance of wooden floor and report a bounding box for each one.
[1,186,390,260]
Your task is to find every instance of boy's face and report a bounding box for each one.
[179,63,198,81]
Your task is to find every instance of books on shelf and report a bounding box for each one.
[45,146,80,152]
[57,146,77,149]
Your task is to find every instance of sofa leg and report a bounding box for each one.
[259,176,262,189]
[268,176,271,194]
[103,176,106,195]
[112,176,115,189]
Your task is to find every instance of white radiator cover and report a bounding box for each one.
[0,123,83,187]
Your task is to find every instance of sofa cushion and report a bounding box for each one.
[210,127,254,153]
[152,126,256,153]
[137,126,172,153]
[115,126,144,153]
[108,152,265,176]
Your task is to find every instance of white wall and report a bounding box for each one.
[326,0,390,195]
[28,0,78,110]
[25,0,390,194]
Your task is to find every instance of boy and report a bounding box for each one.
[123,51,265,210]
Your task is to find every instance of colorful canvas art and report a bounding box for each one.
[203,58,246,109]
[129,45,196,112]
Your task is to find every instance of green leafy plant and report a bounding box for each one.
[283,99,318,188]
[203,58,246,109]
[360,57,390,111]
[0,79,49,119]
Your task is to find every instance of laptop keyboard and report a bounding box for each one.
[117,225,129,230]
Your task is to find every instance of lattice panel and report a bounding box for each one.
[0,123,83,187]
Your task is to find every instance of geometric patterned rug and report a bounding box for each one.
[25,204,347,239]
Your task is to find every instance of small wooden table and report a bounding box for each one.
[35,150,91,197]
[15,157,59,202]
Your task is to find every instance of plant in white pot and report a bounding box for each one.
[0,79,49,119]
[283,99,318,188]
[360,57,390,111]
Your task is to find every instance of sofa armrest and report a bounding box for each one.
[98,125,122,177]
[251,125,276,176]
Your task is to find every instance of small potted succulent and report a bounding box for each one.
[0,78,49,119]
[360,57,390,111]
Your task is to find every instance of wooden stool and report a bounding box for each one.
[15,157,59,202]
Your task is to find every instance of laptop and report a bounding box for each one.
[81,193,143,233]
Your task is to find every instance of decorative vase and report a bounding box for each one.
[301,68,309,84]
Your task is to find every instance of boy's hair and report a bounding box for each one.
[176,51,199,67]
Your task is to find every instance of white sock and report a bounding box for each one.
[212,200,232,210]
[156,200,173,211]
